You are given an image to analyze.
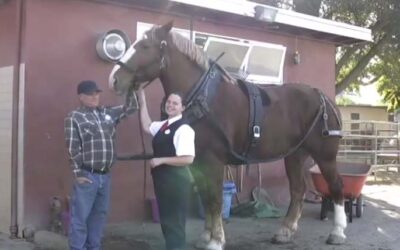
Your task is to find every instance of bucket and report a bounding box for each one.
[149,198,160,223]
[61,211,70,235]
[222,181,237,219]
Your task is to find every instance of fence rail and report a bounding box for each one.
[338,120,400,171]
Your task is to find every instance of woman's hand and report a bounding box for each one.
[136,86,152,134]
[150,158,163,168]
[149,156,194,168]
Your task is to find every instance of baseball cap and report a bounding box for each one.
[77,80,102,95]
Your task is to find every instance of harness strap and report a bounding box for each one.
[239,82,265,157]
[318,90,342,137]
[185,56,223,108]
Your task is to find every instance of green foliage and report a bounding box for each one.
[324,0,400,110]
[336,96,355,106]
[252,0,400,110]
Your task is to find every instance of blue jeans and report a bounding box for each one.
[69,171,111,250]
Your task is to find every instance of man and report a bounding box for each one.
[64,80,138,250]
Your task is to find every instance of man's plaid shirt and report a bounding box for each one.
[64,95,138,177]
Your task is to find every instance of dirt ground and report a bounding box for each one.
[98,171,400,250]
[3,171,399,250]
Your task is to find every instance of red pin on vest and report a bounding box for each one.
[159,121,169,132]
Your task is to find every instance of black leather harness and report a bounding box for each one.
[183,62,266,164]
[181,61,342,165]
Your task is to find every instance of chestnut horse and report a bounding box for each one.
[109,22,346,250]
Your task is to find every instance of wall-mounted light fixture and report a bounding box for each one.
[293,51,301,65]
[293,36,301,65]
[254,5,278,23]
[96,29,131,62]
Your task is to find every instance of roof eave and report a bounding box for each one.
[170,0,373,45]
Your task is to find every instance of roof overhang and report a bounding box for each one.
[170,0,373,45]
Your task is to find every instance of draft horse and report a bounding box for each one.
[109,22,347,250]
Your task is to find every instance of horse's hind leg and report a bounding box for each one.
[272,149,309,244]
[313,157,346,245]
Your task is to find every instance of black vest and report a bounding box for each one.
[152,118,187,160]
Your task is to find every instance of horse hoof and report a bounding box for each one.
[271,234,292,244]
[195,240,208,249]
[195,231,211,249]
[205,239,224,250]
[271,227,293,244]
[326,233,346,245]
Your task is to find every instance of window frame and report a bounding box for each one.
[136,22,287,84]
[203,37,250,76]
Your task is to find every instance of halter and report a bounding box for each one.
[116,39,168,77]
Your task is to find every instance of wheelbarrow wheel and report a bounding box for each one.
[346,199,353,223]
[356,195,363,218]
[320,197,329,220]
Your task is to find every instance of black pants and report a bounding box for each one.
[152,166,192,250]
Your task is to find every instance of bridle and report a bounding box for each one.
[115,39,168,87]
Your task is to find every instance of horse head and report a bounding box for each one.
[108,21,174,95]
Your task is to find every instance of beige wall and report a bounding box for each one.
[339,105,390,132]
[0,66,13,233]
[340,106,389,121]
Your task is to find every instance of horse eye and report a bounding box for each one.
[139,42,150,50]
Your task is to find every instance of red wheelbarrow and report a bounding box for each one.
[309,162,371,222]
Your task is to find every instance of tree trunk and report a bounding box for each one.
[335,33,391,95]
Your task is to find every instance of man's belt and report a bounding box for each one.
[81,165,110,175]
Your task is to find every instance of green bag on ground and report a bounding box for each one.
[231,187,283,218]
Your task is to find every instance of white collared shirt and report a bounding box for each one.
[149,114,195,156]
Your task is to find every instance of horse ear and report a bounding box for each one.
[156,21,173,40]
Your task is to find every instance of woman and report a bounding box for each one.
[137,88,195,250]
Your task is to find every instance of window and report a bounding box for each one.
[350,113,360,120]
[137,22,287,84]
[204,38,249,74]
[350,113,360,131]
[204,37,286,84]
[388,113,394,122]
[245,44,286,84]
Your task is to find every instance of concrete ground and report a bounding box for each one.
[1,171,399,250]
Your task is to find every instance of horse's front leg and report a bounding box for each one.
[206,198,225,250]
[196,203,225,250]
[193,162,225,250]
[272,151,308,244]
[195,212,212,249]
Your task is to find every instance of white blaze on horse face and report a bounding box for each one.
[108,39,140,90]
[120,38,139,63]
[108,64,120,89]
[332,203,347,238]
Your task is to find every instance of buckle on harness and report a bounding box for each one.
[253,126,260,138]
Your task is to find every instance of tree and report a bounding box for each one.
[251,0,400,111]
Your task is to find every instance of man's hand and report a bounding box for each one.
[75,176,93,184]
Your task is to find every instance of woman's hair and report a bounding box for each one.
[160,92,187,120]
[167,92,186,106]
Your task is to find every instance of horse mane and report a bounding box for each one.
[170,31,210,71]
[147,26,237,84]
